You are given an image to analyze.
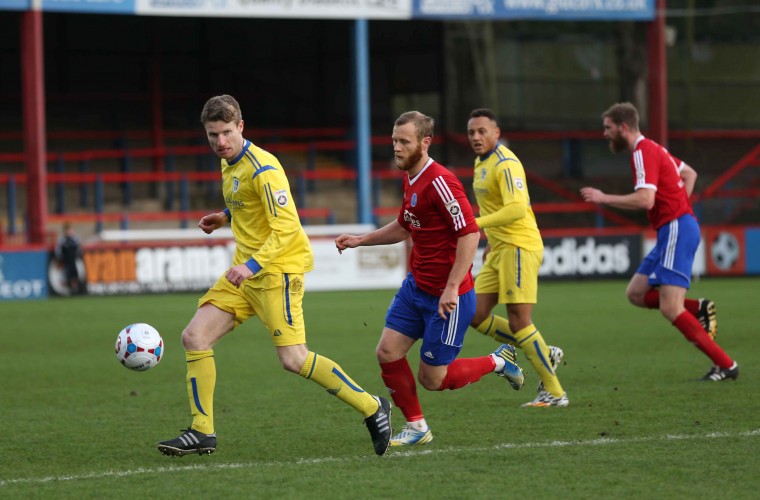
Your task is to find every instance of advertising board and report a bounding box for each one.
[0,249,48,301]
[412,0,654,20]
[539,234,641,279]
[80,237,406,295]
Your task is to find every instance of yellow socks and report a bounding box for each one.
[474,314,515,345]
[512,324,564,398]
[299,351,378,418]
[185,350,216,435]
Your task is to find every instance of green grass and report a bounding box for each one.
[1,278,759,498]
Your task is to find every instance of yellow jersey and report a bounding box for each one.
[222,140,314,274]
[472,144,543,252]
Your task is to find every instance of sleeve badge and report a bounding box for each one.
[445,199,462,216]
[274,189,289,207]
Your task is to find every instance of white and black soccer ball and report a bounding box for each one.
[115,323,164,371]
[710,232,739,271]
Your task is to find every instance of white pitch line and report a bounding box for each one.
[2,429,759,487]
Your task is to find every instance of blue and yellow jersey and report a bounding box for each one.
[222,140,314,274]
[472,144,543,252]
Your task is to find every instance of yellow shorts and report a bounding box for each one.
[474,245,542,304]
[199,272,307,347]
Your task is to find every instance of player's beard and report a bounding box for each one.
[608,134,628,153]
[396,143,423,172]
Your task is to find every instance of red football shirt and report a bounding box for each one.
[396,159,479,296]
[631,136,694,229]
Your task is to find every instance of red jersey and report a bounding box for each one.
[396,159,479,296]
[631,136,694,229]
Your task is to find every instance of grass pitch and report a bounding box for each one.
[1,278,759,498]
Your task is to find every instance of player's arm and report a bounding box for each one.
[580,186,655,211]
[438,231,479,318]
[475,163,528,229]
[335,220,410,253]
[680,162,697,197]
[198,208,230,234]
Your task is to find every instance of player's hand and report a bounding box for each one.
[580,187,603,204]
[198,212,226,234]
[437,289,459,319]
[335,234,359,254]
[482,243,491,264]
[225,264,253,288]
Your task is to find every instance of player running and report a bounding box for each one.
[157,94,392,458]
[336,111,524,447]
[466,108,568,407]
[580,102,736,381]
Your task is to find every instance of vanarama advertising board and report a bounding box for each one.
[80,226,407,295]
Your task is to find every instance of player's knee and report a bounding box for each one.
[626,289,645,307]
[417,372,442,391]
[279,358,302,374]
[181,326,204,350]
[276,344,308,374]
[376,343,400,364]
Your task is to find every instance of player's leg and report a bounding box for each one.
[640,288,717,339]
[259,273,392,455]
[378,276,433,446]
[377,327,430,446]
[630,248,717,337]
[489,246,566,406]
[661,284,736,378]
[471,251,513,344]
[157,281,241,457]
[654,216,736,379]
[626,272,653,308]
[506,303,566,407]
[417,289,521,392]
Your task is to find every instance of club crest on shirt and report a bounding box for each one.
[274,189,289,207]
[232,177,240,193]
[480,169,487,180]
[445,199,461,216]
[514,177,525,190]
[410,193,418,207]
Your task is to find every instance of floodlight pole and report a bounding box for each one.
[354,19,373,225]
[647,0,668,147]
[21,4,48,245]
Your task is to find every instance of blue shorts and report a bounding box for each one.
[385,273,476,367]
[638,214,700,289]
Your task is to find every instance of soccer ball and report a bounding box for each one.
[115,323,164,371]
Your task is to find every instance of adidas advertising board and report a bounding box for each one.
[539,235,640,280]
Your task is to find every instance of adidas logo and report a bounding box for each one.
[375,412,390,433]
[424,351,434,359]
[273,329,282,336]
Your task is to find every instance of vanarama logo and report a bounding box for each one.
[540,237,633,278]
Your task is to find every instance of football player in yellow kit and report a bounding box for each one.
[467,108,569,407]
[157,95,391,457]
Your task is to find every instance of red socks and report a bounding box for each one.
[438,356,496,391]
[643,289,699,315]
[673,311,733,368]
[380,357,423,422]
